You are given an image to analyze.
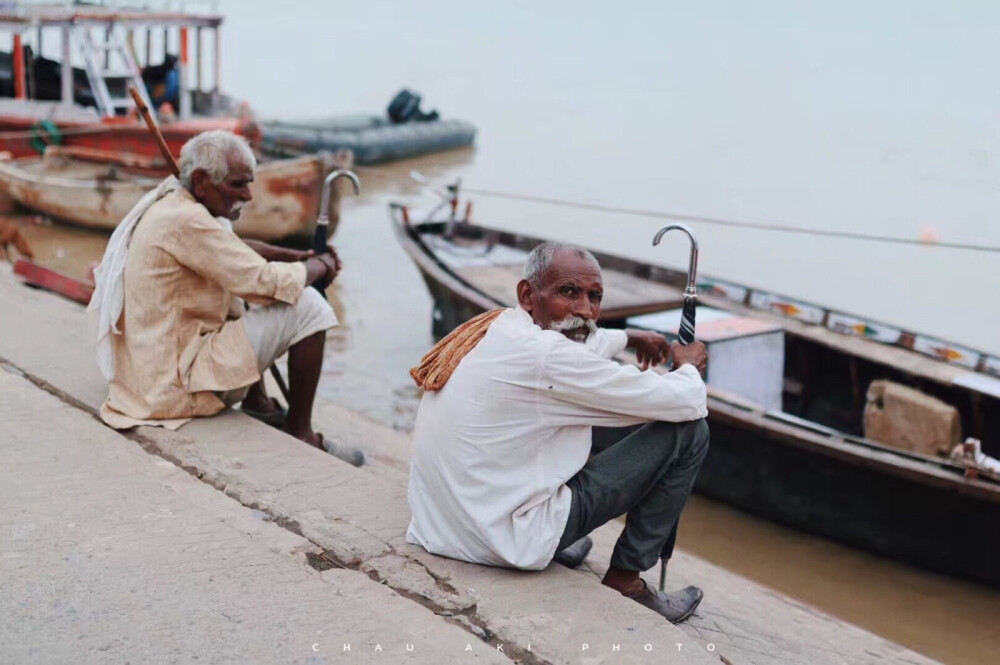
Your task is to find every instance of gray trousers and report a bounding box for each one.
[557,419,710,572]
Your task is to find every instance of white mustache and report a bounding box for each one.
[231,200,248,215]
[550,316,597,335]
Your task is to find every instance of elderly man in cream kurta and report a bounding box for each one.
[92,130,342,454]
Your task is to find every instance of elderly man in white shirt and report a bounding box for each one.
[406,242,710,624]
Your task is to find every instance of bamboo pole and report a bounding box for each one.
[128,87,179,176]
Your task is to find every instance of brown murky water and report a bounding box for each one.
[9,151,998,664]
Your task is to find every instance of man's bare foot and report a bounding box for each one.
[286,428,324,450]
[286,428,365,467]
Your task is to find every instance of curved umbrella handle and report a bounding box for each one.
[652,223,699,345]
[312,169,360,292]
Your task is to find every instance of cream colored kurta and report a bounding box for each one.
[100,188,307,430]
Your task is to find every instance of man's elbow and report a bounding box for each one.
[682,380,708,420]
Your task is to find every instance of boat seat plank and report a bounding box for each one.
[454,263,686,320]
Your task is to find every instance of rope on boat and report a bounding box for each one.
[461,187,1000,255]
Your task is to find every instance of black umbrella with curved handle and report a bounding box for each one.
[651,223,700,591]
[312,169,361,291]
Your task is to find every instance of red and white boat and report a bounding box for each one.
[0,4,259,159]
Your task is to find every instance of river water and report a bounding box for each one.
[12,1,1000,662]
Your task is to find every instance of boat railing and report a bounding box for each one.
[0,2,226,121]
[411,217,1000,387]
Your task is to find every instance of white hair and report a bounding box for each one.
[523,242,599,287]
[178,130,256,189]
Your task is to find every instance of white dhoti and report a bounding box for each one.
[219,288,338,405]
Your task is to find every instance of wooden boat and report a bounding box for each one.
[0,149,353,242]
[390,198,1000,588]
[0,6,259,158]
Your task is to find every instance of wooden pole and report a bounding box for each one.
[129,87,179,176]
[179,27,190,119]
[127,29,136,63]
[145,28,151,66]
[12,33,25,100]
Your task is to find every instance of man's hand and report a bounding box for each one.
[315,247,342,289]
[625,329,672,370]
[304,244,342,287]
[243,238,315,263]
[670,341,708,376]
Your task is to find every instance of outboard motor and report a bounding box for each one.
[387,88,440,123]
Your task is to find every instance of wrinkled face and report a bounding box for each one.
[517,249,603,343]
[192,154,254,220]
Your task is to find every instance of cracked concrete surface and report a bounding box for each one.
[0,265,943,664]
[0,369,511,664]
[0,268,718,664]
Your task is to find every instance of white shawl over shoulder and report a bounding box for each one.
[88,176,180,381]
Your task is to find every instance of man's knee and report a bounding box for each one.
[297,286,334,318]
[287,288,337,350]
[689,418,710,459]
[647,418,709,458]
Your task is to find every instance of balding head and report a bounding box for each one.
[523,242,600,288]
[179,130,255,190]
[517,242,603,343]
[178,130,256,220]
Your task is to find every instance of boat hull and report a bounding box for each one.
[703,400,1000,587]
[0,152,350,242]
[0,116,259,160]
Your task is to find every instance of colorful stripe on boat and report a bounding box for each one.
[697,279,748,304]
[911,336,981,369]
[825,312,903,345]
[748,291,825,324]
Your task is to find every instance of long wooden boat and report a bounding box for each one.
[0,149,353,242]
[0,6,259,158]
[390,202,1000,588]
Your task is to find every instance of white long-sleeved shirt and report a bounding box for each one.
[406,306,708,570]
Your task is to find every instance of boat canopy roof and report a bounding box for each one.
[0,4,222,30]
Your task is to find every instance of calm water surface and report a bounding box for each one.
[224,0,999,355]
[15,2,1000,662]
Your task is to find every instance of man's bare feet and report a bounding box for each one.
[286,428,365,467]
[286,428,324,450]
